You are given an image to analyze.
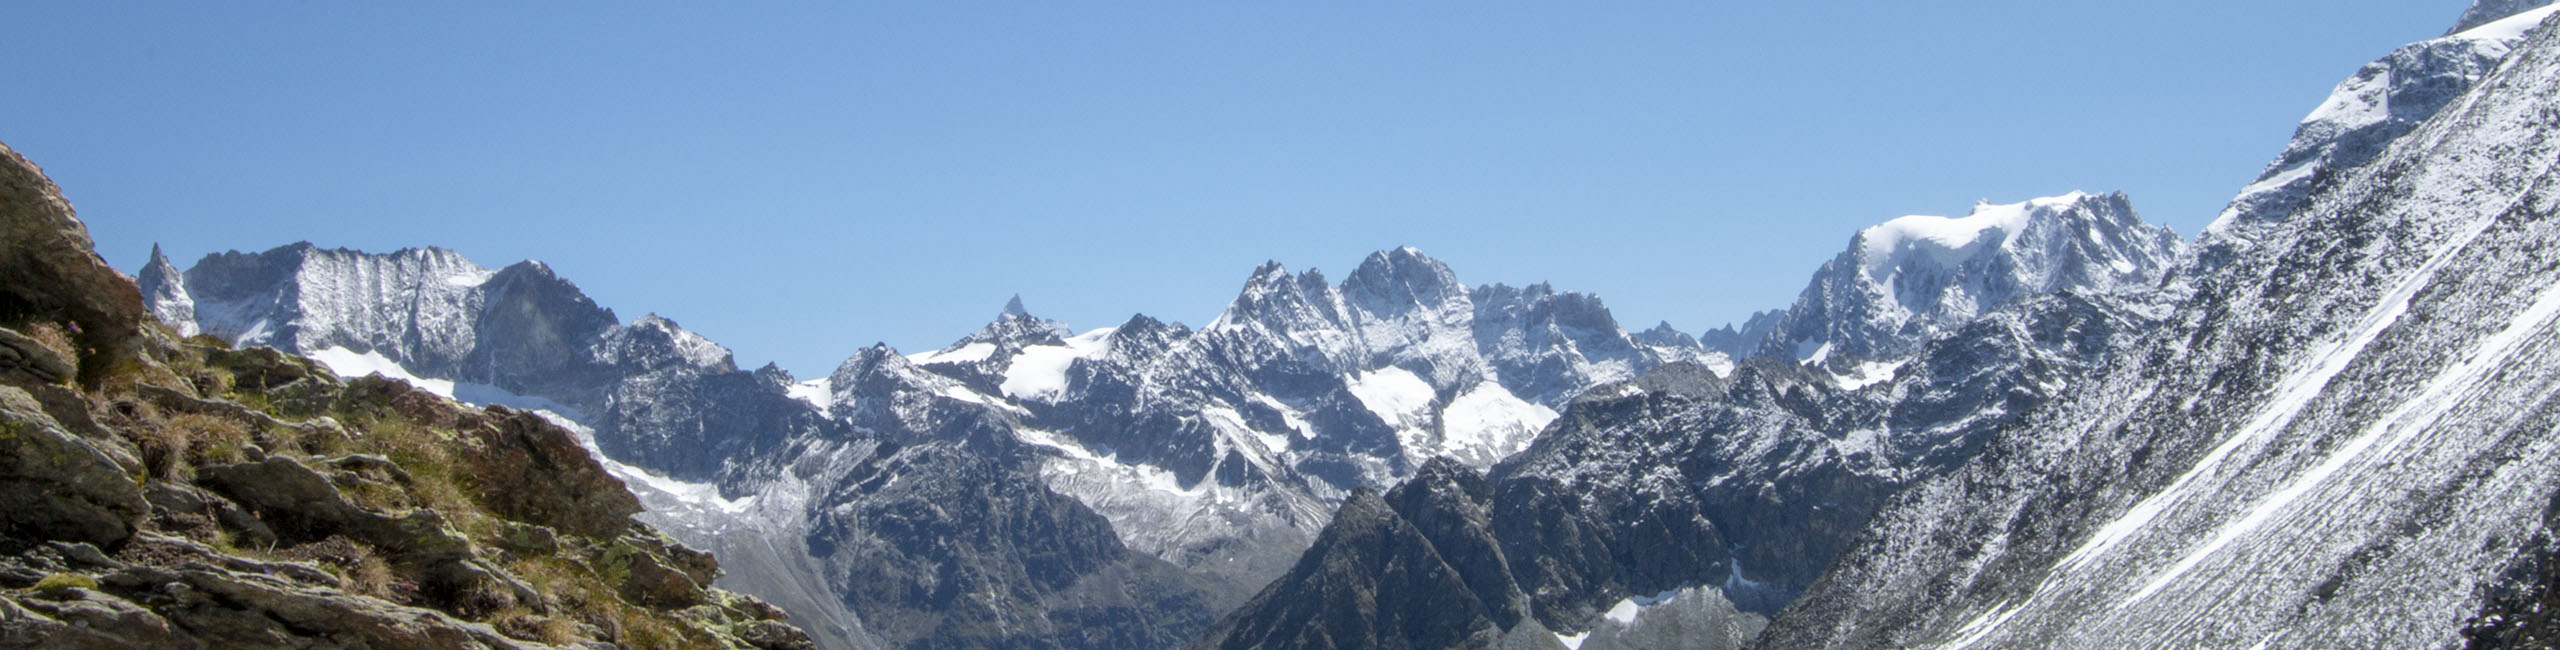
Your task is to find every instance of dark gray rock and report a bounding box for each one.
[0,327,73,386]
[0,385,147,554]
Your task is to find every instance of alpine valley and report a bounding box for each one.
[98,1,2560,649]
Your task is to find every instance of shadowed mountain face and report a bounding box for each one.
[1187,289,2155,650]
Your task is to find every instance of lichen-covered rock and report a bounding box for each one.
[0,385,147,553]
[0,587,198,650]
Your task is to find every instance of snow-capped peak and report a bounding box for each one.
[138,244,197,336]
[960,295,1070,347]
[1759,191,2182,362]
[1854,191,2090,280]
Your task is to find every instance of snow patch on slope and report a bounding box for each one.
[909,342,997,366]
[1834,360,1908,391]
[546,412,757,517]
[308,347,456,397]
[1434,381,1560,467]
[307,346,744,517]
[1346,366,1437,430]
[784,378,832,418]
[1000,327,1116,400]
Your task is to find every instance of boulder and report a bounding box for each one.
[0,386,147,553]
[0,327,72,386]
[0,142,149,384]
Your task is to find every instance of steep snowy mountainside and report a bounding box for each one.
[136,243,194,335]
[2451,0,2557,34]
[150,241,813,482]
[1754,191,2184,365]
[873,247,1717,595]
[1192,287,2157,650]
[178,243,502,374]
[2205,1,2559,258]
[1760,9,2560,649]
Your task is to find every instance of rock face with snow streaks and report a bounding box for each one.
[891,246,1737,595]
[2204,2,2560,265]
[1760,9,2560,649]
[1753,192,2183,365]
[1191,287,2157,650]
[143,242,1745,649]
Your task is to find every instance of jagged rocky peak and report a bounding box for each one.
[967,294,1069,346]
[606,313,736,372]
[1698,309,1782,357]
[137,243,195,336]
[1211,260,1348,335]
[1631,321,1701,350]
[1103,312,1190,357]
[2207,1,2560,254]
[1343,246,1469,315]
[828,342,913,391]
[1759,191,2183,362]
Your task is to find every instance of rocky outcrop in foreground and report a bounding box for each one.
[0,140,810,649]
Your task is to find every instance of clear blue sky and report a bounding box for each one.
[3,2,2467,377]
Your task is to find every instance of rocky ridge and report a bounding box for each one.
[1751,191,2184,365]
[1187,287,2156,650]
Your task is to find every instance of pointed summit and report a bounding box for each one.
[952,294,1068,349]
[138,244,198,336]
[1631,321,1701,351]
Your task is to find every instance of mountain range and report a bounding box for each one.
[104,0,2560,648]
